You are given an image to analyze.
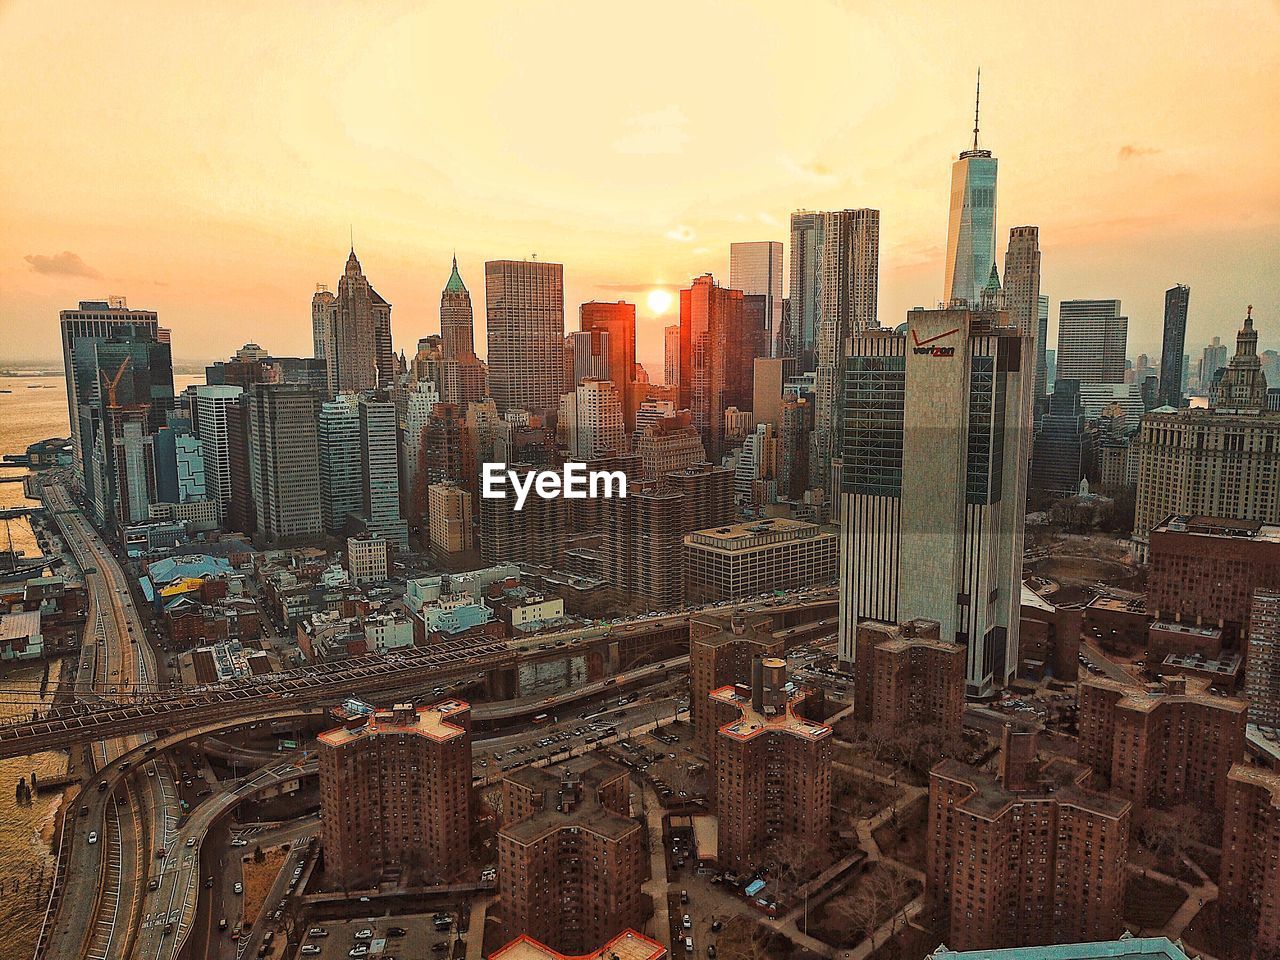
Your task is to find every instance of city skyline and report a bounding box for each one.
[4,1,1279,372]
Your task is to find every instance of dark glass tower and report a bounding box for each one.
[1160,284,1190,408]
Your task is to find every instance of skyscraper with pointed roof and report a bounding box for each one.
[441,256,476,361]
[326,248,394,395]
[944,72,998,306]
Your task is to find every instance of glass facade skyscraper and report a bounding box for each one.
[944,150,998,306]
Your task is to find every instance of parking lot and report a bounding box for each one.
[295,912,465,960]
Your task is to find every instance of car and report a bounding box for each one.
[302,948,322,957]
[231,838,248,847]
[682,915,692,929]
[349,949,369,959]
[308,928,328,938]
[680,889,688,904]
[432,944,448,954]
[163,922,174,936]
[233,881,243,894]
[155,847,166,858]
[355,929,373,940]
[218,918,228,931]
[87,831,98,844]
[387,927,406,937]
[186,837,197,847]
[707,948,717,958]
[97,781,108,792]
[147,878,160,890]
[204,876,214,888]
[684,937,694,954]
[710,920,723,933]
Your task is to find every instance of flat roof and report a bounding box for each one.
[1020,581,1056,614]
[0,610,40,641]
[1083,674,1248,715]
[1153,513,1280,542]
[710,684,831,743]
[317,699,469,747]
[928,934,1194,960]
[490,930,665,960]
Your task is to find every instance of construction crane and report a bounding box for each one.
[99,355,132,408]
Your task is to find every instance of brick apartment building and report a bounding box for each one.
[927,729,1131,951]
[497,759,649,955]
[1077,675,1247,815]
[1147,515,1280,645]
[1220,764,1280,957]
[489,929,666,960]
[852,619,964,733]
[317,700,472,889]
[690,612,784,756]
[712,657,832,872]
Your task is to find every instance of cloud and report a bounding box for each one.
[24,251,102,279]
[780,154,839,185]
[756,211,780,227]
[666,224,696,243]
[1118,144,1160,160]
[612,106,689,156]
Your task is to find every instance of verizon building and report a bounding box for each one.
[837,303,1033,696]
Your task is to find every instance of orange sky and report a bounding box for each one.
[3,0,1278,375]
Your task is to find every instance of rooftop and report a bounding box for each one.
[489,930,665,960]
[1083,674,1248,716]
[931,756,1130,822]
[1153,514,1280,542]
[1160,651,1241,677]
[0,611,40,642]
[317,699,469,747]
[684,517,831,551]
[928,934,1194,960]
[500,759,638,845]
[711,684,831,744]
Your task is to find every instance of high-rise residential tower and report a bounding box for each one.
[559,378,626,461]
[787,211,824,371]
[1055,299,1128,386]
[485,259,566,416]
[663,323,680,387]
[59,299,160,512]
[943,75,998,306]
[729,241,784,359]
[836,303,1034,696]
[678,275,745,457]
[1160,284,1190,408]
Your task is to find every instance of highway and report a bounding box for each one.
[38,480,180,960]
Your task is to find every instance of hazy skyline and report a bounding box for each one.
[4,0,1278,375]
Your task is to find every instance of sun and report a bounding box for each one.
[646,289,674,316]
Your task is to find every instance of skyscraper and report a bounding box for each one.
[569,329,610,384]
[440,256,476,361]
[559,378,626,461]
[663,323,680,388]
[327,248,394,394]
[1160,284,1190,408]
[1037,295,1050,402]
[1003,227,1044,401]
[580,301,637,396]
[837,303,1033,695]
[247,383,322,541]
[729,241,784,359]
[1055,299,1128,386]
[358,392,409,550]
[812,208,880,492]
[318,396,363,534]
[678,274,744,457]
[485,259,566,415]
[195,384,244,524]
[786,211,824,370]
[943,75,998,306]
[311,283,335,359]
[59,299,160,513]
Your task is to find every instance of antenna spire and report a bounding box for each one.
[972,67,981,151]
[349,224,354,253]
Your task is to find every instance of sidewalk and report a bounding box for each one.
[639,782,671,951]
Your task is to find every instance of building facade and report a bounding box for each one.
[1055,299,1128,387]
[1220,764,1280,956]
[852,618,965,733]
[486,260,566,416]
[1160,284,1190,408]
[683,518,837,604]
[247,383,322,542]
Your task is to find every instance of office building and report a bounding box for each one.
[357,393,408,550]
[1003,227,1044,398]
[247,383,322,542]
[927,735,1130,952]
[327,248,394,394]
[486,260,565,416]
[311,284,335,359]
[441,255,476,360]
[836,304,1033,696]
[498,760,648,955]
[943,80,998,306]
[580,300,638,423]
[427,481,475,566]
[730,241,784,359]
[712,658,832,872]
[489,930,665,960]
[786,211,823,370]
[400,378,442,524]
[1220,764,1280,956]
[318,700,471,888]
[1055,299,1128,386]
[1200,336,1229,391]
[1030,379,1088,498]
[678,274,744,457]
[59,299,161,512]
[194,385,243,524]
[318,396,363,534]
[346,534,391,583]
[1248,590,1280,728]
[559,378,626,460]
[1078,674,1247,814]
[1133,310,1279,555]
[568,328,609,385]
[684,518,836,604]
[1159,284,1190,407]
[752,356,796,429]
[852,618,964,733]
